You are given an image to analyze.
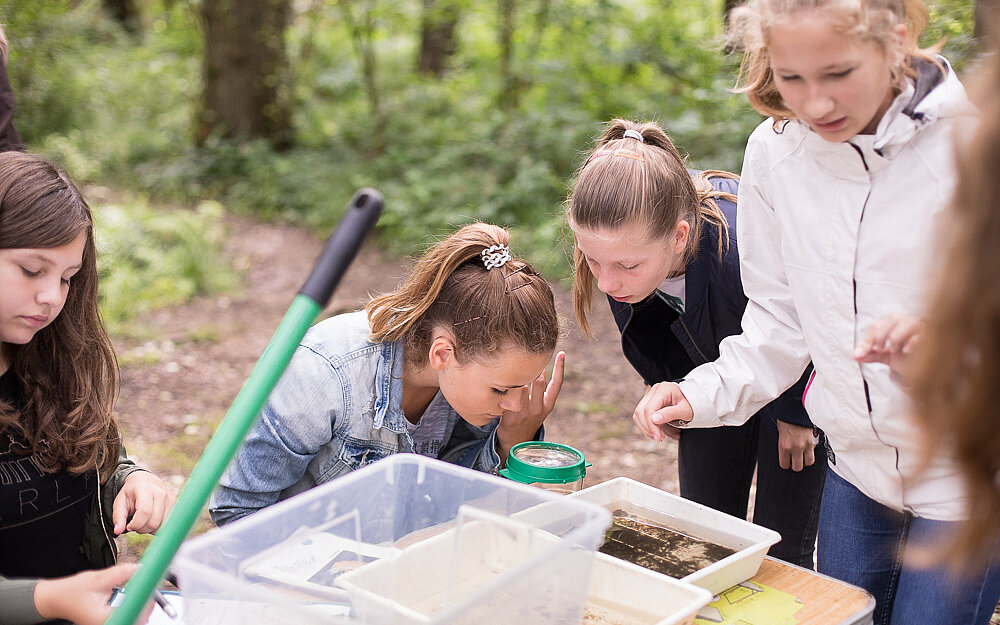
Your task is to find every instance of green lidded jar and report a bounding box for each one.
[499,441,590,494]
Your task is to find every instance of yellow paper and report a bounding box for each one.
[694,580,802,625]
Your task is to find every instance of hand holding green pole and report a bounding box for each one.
[106,189,383,625]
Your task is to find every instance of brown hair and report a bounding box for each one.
[726,0,941,120]
[0,151,121,478]
[367,222,559,364]
[565,119,735,337]
[908,29,1000,571]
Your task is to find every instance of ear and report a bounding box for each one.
[671,220,691,256]
[427,330,457,372]
[891,23,908,67]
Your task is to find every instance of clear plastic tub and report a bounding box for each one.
[567,477,781,594]
[174,454,612,625]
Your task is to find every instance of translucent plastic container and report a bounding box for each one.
[567,477,780,594]
[174,454,612,625]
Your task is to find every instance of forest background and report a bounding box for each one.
[0,0,990,563]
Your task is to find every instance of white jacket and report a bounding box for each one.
[680,60,977,520]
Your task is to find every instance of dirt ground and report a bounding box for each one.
[113,215,677,531]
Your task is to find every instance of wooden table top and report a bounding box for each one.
[749,557,875,625]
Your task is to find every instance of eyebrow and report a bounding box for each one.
[772,62,855,73]
[21,252,82,271]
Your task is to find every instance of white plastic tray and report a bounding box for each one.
[567,477,780,594]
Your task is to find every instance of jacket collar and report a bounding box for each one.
[372,337,409,432]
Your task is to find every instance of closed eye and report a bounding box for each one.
[20,267,41,278]
[492,388,510,396]
[829,68,853,79]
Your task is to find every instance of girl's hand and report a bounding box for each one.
[34,563,152,625]
[633,382,693,442]
[496,351,566,461]
[852,313,924,380]
[775,420,817,472]
[113,470,176,535]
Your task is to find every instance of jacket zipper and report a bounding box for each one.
[95,461,118,564]
[849,142,875,414]
[677,316,710,363]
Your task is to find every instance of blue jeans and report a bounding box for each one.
[679,414,826,568]
[818,470,1000,625]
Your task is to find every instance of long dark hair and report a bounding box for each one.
[0,152,120,477]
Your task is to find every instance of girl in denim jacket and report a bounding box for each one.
[211,222,565,526]
[0,152,174,625]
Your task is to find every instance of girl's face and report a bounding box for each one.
[573,222,686,304]
[0,233,86,352]
[436,346,552,427]
[768,9,905,142]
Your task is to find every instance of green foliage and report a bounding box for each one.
[93,197,238,334]
[3,0,979,280]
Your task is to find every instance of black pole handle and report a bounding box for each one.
[298,188,384,307]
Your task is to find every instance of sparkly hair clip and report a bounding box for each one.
[585,149,646,165]
[481,244,512,270]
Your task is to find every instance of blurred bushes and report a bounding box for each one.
[2,0,978,281]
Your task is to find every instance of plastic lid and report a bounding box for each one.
[499,442,589,484]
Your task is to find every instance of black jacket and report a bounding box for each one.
[607,173,814,428]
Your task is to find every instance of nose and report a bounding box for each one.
[594,267,620,295]
[499,390,524,413]
[36,277,65,308]
[804,85,835,119]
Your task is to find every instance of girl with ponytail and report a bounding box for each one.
[566,119,825,568]
[211,222,565,525]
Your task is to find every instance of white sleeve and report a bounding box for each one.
[679,130,812,427]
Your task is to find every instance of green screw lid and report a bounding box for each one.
[499,441,589,484]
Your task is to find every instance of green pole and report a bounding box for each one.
[106,189,383,625]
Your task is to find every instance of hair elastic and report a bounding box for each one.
[481,244,512,270]
[623,129,644,142]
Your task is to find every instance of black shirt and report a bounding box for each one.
[0,371,96,577]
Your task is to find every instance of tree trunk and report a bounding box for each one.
[417,0,461,77]
[196,0,294,150]
[497,0,518,110]
[103,0,141,35]
[337,0,384,153]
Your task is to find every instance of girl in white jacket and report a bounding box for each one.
[632,1,1000,623]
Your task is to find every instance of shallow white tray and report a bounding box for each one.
[567,477,780,594]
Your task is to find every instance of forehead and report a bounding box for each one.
[1,233,87,268]
[465,348,551,387]
[768,10,879,69]
[574,223,666,258]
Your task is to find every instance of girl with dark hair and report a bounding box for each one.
[0,151,173,625]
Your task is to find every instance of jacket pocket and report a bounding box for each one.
[338,439,395,472]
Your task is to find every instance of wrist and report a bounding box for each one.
[34,578,63,620]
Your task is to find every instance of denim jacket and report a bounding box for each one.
[210,311,503,526]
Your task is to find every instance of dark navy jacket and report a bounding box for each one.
[607,173,814,428]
